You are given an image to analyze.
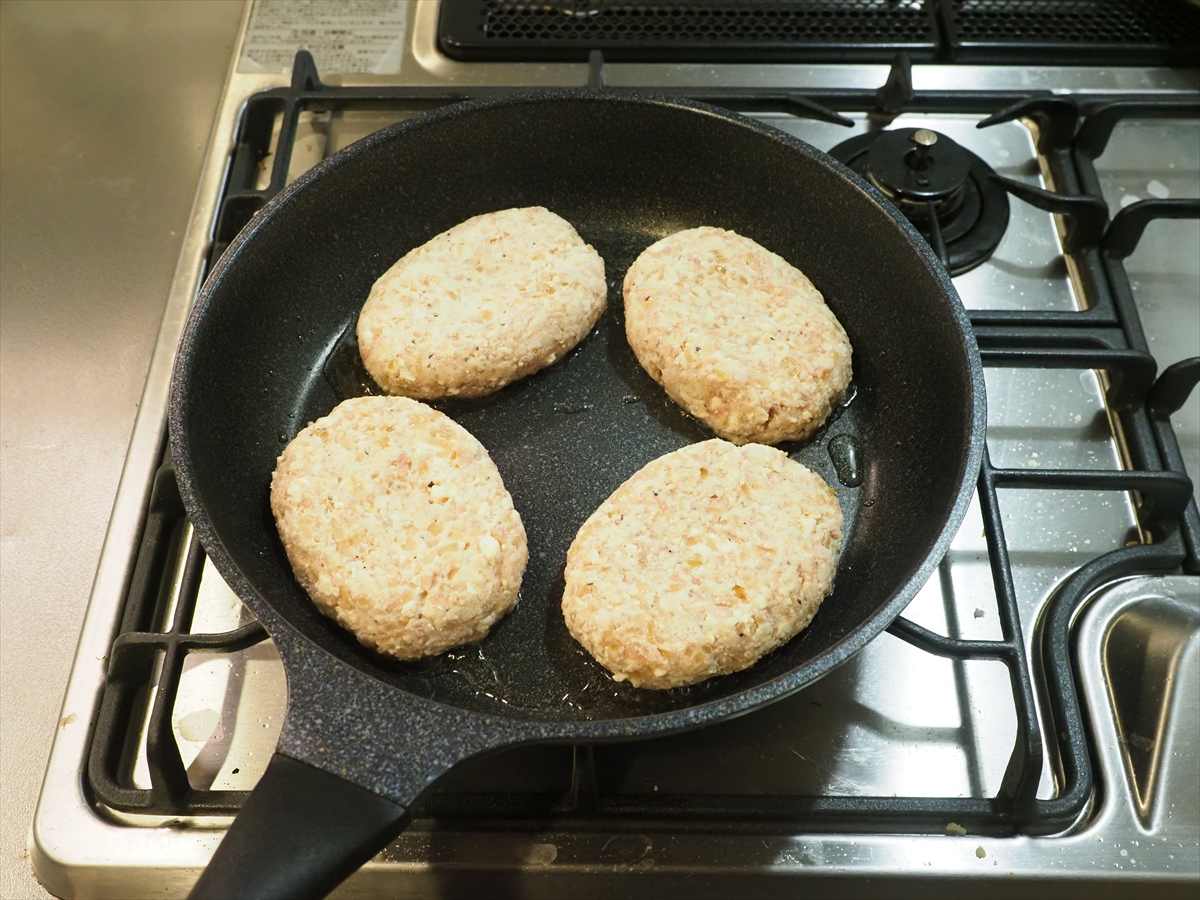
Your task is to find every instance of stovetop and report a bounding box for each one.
[32,4,1200,898]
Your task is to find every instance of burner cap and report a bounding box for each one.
[828,127,1011,276]
[866,128,973,204]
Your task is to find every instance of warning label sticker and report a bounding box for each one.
[239,0,408,75]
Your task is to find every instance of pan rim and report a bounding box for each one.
[168,89,986,741]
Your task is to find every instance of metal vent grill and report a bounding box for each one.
[942,0,1200,63]
[439,1,940,62]
[439,0,1200,64]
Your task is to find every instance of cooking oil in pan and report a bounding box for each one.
[827,434,863,487]
[321,319,379,400]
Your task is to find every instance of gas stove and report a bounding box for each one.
[32,3,1200,898]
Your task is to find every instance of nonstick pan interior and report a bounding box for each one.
[172,93,981,725]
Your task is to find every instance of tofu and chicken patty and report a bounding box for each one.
[270,396,527,660]
[562,439,843,689]
[357,207,606,399]
[624,227,853,445]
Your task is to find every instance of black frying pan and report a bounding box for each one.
[170,93,984,900]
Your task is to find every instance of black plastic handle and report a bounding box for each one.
[189,752,409,900]
[183,604,504,900]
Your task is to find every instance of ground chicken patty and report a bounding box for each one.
[562,439,842,689]
[357,207,606,399]
[624,227,853,445]
[270,396,527,660]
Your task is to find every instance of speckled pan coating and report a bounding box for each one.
[270,396,527,660]
[563,439,842,688]
[624,227,853,445]
[169,90,985,809]
[357,207,606,399]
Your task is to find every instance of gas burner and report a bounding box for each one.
[829,127,1010,275]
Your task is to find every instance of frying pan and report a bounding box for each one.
[169,92,985,900]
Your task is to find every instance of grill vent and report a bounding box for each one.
[945,0,1200,62]
[438,0,1200,65]
[440,1,940,62]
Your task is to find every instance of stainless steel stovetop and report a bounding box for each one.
[32,3,1200,898]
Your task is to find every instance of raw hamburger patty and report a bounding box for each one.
[357,207,606,399]
[270,396,527,660]
[562,439,842,689]
[624,227,853,445]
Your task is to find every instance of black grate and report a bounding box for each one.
[85,52,1199,838]
[941,0,1200,64]
[439,0,941,62]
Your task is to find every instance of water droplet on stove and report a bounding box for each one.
[828,434,863,487]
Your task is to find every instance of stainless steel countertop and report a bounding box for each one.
[0,3,243,897]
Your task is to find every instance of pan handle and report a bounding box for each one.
[189,752,409,900]
[187,628,501,900]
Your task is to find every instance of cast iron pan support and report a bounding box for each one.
[988,173,1108,253]
[189,612,512,900]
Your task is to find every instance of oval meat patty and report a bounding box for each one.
[624,227,853,445]
[357,207,606,399]
[271,396,527,660]
[562,439,843,689]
